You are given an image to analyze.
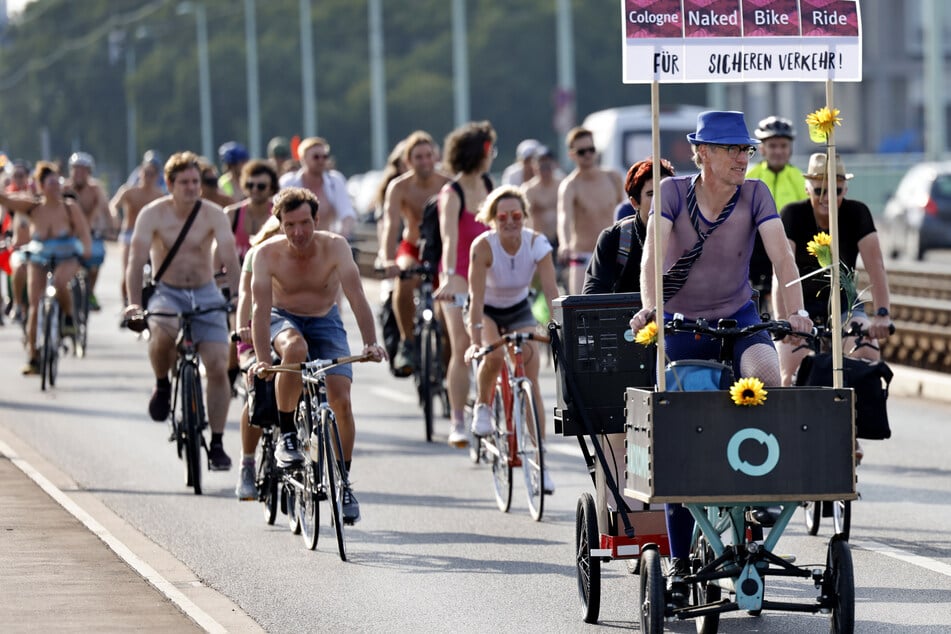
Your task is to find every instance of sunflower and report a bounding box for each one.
[730,377,768,407]
[806,231,833,268]
[806,107,842,144]
[634,321,658,346]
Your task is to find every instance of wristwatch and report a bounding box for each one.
[876,307,890,317]
[445,267,456,277]
[792,309,809,318]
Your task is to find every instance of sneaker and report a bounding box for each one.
[21,357,40,376]
[208,442,232,471]
[275,432,305,468]
[235,463,257,500]
[471,403,493,436]
[62,315,77,337]
[392,340,415,377]
[88,294,101,312]
[745,505,781,527]
[667,557,690,607]
[148,383,172,421]
[543,469,556,495]
[341,486,361,524]
[447,421,469,448]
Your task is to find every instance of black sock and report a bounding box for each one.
[344,460,352,473]
[156,376,171,390]
[278,410,296,435]
[211,432,223,447]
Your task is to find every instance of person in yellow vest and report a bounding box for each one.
[746,116,807,314]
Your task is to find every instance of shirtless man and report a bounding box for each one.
[521,146,562,251]
[123,151,240,471]
[65,152,110,310]
[378,131,451,374]
[278,137,356,238]
[250,187,385,524]
[557,127,625,294]
[0,162,92,374]
[110,155,164,306]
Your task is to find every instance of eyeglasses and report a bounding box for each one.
[810,186,844,197]
[245,182,270,192]
[574,146,597,156]
[495,209,524,223]
[710,144,757,159]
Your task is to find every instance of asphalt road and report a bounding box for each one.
[1,244,949,633]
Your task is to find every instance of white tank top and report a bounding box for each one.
[484,228,552,308]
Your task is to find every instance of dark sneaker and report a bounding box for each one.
[88,294,101,312]
[275,432,305,468]
[667,557,690,608]
[745,506,781,527]
[341,486,361,524]
[235,463,257,500]
[392,340,415,377]
[62,315,77,337]
[148,383,172,421]
[21,357,40,376]
[208,442,232,471]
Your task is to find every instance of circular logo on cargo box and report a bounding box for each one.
[727,428,780,476]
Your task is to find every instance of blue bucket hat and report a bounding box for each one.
[686,111,760,146]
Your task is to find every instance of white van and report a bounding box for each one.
[581,104,705,178]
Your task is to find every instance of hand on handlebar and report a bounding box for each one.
[867,315,894,341]
[362,342,387,362]
[464,343,484,364]
[784,314,813,344]
[249,360,274,382]
[629,307,655,335]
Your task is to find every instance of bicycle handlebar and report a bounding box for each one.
[664,315,796,341]
[474,332,551,359]
[123,304,230,333]
[256,352,374,376]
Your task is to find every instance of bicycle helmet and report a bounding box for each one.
[754,116,795,140]
[218,141,250,166]
[68,151,95,171]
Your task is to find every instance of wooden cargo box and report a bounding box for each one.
[624,387,856,504]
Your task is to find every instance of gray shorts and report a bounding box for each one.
[270,305,352,380]
[147,280,229,344]
[483,297,537,334]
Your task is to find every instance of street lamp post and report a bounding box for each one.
[244,0,261,158]
[178,2,213,159]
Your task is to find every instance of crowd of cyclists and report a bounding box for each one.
[0,110,895,534]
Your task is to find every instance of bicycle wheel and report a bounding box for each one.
[575,493,601,624]
[833,500,851,540]
[516,381,544,521]
[826,537,855,633]
[323,409,349,561]
[70,274,89,358]
[299,457,320,550]
[803,501,821,535]
[691,536,721,634]
[40,298,56,391]
[489,387,512,513]
[255,431,278,525]
[420,322,438,443]
[180,363,203,495]
[639,547,665,634]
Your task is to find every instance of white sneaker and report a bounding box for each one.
[543,469,556,495]
[447,421,469,448]
[471,403,493,437]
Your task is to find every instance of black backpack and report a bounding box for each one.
[418,174,493,266]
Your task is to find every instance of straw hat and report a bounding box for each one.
[804,152,853,181]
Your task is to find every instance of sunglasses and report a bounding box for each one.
[245,182,270,192]
[202,177,219,186]
[811,186,844,197]
[574,146,596,156]
[495,209,524,223]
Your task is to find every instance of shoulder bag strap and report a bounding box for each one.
[153,199,202,284]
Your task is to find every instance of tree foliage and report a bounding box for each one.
[0,0,705,184]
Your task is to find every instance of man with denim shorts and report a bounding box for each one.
[123,151,240,471]
[250,187,385,524]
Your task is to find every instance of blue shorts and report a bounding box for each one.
[664,301,773,372]
[21,238,82,268]
[147,280,230,344]
[269,305,353,380]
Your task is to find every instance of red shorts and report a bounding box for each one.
[396,239,420,262]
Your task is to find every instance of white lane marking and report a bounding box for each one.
[856,539,951,578]
[370,385,420,405]
[0,440,226,634]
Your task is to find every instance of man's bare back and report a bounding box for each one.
[522,177,559,242]
[257,230,350,317]
[388,170,450,246]
[112,183,164,233]
[559,167,624,254]
[138,197,229,289]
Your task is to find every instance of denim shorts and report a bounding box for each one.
[664,301,773,371]
[21,238,82,268]
[270,305,352,380]
[147,281,230,344]
[82,237,106,268]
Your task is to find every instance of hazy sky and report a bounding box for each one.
[6,0,32,17]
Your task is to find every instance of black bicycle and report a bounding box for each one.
[33,253,81,391]
[127,304,229,495]
[262,353,372,560]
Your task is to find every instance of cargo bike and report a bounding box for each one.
[551,294,857,633]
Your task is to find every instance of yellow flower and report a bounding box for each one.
[730,377,768,407]
[806,107,842,143]
[806,231,833,268]
[634,322,658,346]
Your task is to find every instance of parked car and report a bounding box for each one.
[883,161,951,260]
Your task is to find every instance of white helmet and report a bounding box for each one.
[68,151,95,171]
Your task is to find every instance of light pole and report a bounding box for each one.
[244,0,261,158]
[368,0,387,168]
[300,0,316,138]
[178,2,213,159]
[451,0,470,126]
